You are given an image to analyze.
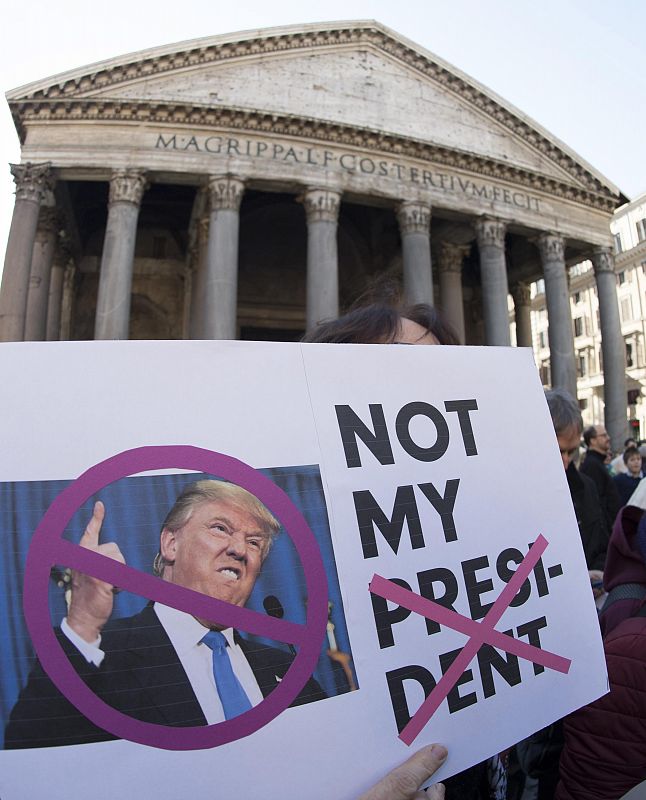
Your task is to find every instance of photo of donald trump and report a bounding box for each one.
[5,479,328,748]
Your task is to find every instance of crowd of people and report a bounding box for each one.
[512,395,646,800]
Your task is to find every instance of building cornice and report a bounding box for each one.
[10,98,619,214]
[611,191,646,217]
[615,239,646,268]
[6,22,624,204]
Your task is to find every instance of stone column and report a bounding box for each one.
[181,266,192,340]
[397,201,433,305]
[0,162,53,341]
[303,188,341,329]
[189,213,210,338]
[438,242,468,343]
[46,237,72,341]
[24,207,61,341]
[592,247,629,448]
[511,282,533,349]
[59,262,76,341]
[538,233,577,397]
[474,216,511,346]
[94,169,148,340]
[199,175,245,340]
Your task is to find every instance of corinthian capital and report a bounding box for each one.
[301,188,341,223]
[35,207,62,237]
[438,242,469,273]
[537,232,565,263]
[474,216,507,249]
[208,175,245,211]
[511,282,531,307]
[396,201,431,235]
[10,162,53,204]
[108,169,148,206]
[592,247,614,275]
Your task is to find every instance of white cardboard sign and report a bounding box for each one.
[0,341,607,799]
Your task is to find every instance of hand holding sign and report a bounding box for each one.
[359,744,447,800]
[66,500,126,643]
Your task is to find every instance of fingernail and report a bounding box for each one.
[431,744,448,761]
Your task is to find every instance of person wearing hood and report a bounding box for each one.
[599,480,646,636]
[555,486,646,799]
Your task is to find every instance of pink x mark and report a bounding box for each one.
[369,534,571,745]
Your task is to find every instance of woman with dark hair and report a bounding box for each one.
[303,302,461,346]
[304,301,506,800]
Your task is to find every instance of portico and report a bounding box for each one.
[1,21,628,442]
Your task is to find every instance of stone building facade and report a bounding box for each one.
[0,21,630,443]
[532,193,646,439]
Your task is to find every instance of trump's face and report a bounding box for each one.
[160,500,269,613]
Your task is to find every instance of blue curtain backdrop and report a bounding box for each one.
[0,465,356,747]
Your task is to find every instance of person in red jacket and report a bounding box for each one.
[599,502,646,637]
[555,602,646,799]
[555,510,646,799]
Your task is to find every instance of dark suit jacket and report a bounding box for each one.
[5,604,326,749]
[580,449,622,533]
[566,461,609,571]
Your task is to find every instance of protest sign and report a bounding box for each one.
[0,340,607,799]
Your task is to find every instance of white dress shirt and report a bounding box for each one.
[62,603,265,724]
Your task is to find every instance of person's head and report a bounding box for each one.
[544,388,582,470]
[302,302,460,346]
[624,446,643,477]
[154,480,280,621]
[583,424,611,455]
[625,437,637,450]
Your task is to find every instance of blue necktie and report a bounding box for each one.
[201,630,252,720]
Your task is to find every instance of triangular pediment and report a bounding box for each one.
[7,21,620,198]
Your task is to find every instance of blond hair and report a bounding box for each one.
[153,479,280,576]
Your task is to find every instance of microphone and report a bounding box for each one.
[263,595,296,656]
[263,595,284,619]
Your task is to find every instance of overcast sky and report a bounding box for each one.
[1,0,644,267]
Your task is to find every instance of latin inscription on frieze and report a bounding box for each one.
[155,134,541,213]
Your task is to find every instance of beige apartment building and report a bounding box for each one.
[531,193,646,440]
